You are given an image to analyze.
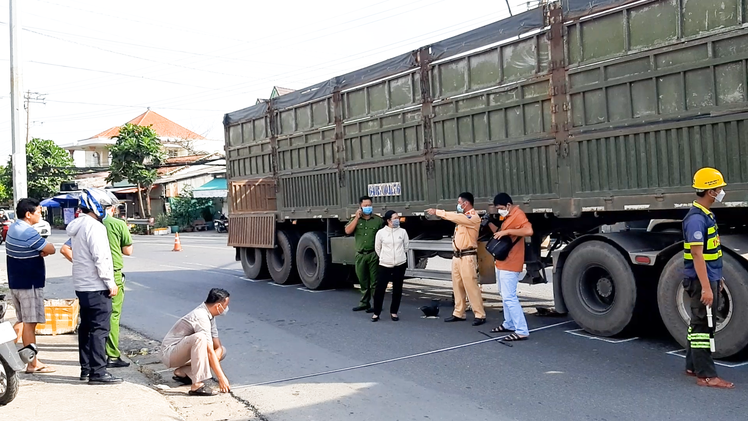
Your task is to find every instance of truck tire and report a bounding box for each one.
[240,248,268,280]
[296,231,336,290]
[0,356,20,406]
[561,241,638,336]
[657,252,748,359]
[265,230,300,285]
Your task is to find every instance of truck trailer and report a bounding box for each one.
[224,0,748,358]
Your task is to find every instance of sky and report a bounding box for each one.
[0,0,538,160]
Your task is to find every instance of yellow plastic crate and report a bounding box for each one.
[35,298,79,335]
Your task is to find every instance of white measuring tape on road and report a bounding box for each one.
[232,320,574,390]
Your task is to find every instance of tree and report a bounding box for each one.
[168,186,214,229]
[0,168,11,206]
[1,138,75,201]
[106,123,166,217]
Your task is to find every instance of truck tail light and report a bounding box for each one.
[634,255,651,265]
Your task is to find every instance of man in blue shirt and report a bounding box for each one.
[7,198,56,373]
[682,168,734,389]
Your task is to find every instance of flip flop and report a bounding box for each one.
[173,374,192,385]
[188,385,217,396]
[26,365,56,374]
[501,333,528,342]
[490,325,514,333]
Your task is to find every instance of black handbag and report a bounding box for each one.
[486,218,522,261]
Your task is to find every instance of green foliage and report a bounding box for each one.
[0,175,11,206]
[52,217,65,227]
[106,123,165,186]
[153,213,170,229]
[169,187,213,228]
[106,123,166,216]
[129,224,148,235]
[1,138,75,200]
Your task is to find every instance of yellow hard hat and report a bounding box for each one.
[692,167,727,190]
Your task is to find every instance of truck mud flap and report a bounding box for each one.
[228,214,275,248]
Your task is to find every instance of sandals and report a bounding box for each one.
[26,365,56,374]
[697,377,735,389]
[490,325,514,334]
[173,374,192,385]
[501,333,528,342]
[188,385,217,396]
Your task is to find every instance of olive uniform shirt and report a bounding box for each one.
[347,215,384,253]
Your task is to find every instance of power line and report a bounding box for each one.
[28,60,231,91]
[31,0,401,52]
[44,99,226,112]
[23,28,254,79]
[24,91,47,143]
[144,9,511,109]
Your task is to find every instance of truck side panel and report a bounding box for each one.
[566,0,748,212]
[225,0,748,223]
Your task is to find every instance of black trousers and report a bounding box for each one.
[373,264,407,316]
[76,290,113,377]
[684,278,719,378]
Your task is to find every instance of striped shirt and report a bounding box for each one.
[6,219,48,289]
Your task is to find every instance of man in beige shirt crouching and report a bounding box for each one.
[161,288,231,396]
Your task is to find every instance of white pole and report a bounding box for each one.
[10,0,27,203]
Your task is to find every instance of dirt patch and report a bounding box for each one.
[120,325,263,421]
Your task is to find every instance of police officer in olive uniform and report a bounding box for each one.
[682,167,734,389]
[427,192,486,326]
[346,195,384,312]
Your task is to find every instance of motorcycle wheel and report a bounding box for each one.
[0,356,20,406]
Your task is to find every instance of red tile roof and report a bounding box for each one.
[91,110,205,140]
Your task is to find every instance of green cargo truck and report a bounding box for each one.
[224,0,748,358]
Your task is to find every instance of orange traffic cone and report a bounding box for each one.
[172,233,182,252]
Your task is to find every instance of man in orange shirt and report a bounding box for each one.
[488,193,533,341]
[427,192,486,326]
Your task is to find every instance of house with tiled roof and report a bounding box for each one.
[256,86,295,104]
[59,109,222,167]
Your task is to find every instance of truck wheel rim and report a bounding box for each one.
[676,283,733,332]
[245,250,256,266]
[579,266,616,314]
[270,248,284,268]
[301,246,318,278]
[0,364,7,395]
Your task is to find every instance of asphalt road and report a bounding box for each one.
[17,231,748,421]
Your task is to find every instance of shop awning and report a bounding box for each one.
[193,178,227,198]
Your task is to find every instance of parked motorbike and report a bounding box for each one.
[214,217,228,233]
[0,294,37,406]
[0,221,11,245]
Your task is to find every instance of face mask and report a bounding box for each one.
[715,190,726,203]
[457,204,464,213]
[391,220,400,228]
[498,208,509,217]
[362,206,373,215]
[218,304,229,316]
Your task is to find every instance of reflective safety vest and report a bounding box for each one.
[683,202,723,280]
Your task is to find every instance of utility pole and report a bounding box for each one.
[9,0,27,203]
[24,90,46,143]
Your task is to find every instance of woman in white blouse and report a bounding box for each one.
[372,210,409,322]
